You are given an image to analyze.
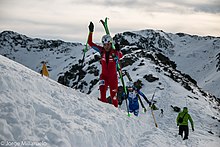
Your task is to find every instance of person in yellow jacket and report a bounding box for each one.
[41,62,49,77]
[176,107,194,140]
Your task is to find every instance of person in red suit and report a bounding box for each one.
[88,22,123,107]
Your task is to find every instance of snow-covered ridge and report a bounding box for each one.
[0,55,142,147]
[1,54,220,146]
[0,30,220,99]
[0,30,83,80]
[114,29,220,98]
[114,29,174,51]
[0,31,101,94]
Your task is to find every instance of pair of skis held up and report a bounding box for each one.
[82,17,159,127]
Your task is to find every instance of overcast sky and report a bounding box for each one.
[0,0,220,43]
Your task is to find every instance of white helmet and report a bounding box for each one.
[127,81,133,88]
[101,34,112,44]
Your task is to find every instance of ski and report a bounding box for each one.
[124,70,132,81]
[100,17,110,35]
[100,17,115,50]
[100,17,130,117]
[150,87,159,128]
[114,54,130,117]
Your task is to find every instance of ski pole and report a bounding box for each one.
[81,33,89,66]
[115,58,130,117]
[150,87,159,128]
[151,109,158,128]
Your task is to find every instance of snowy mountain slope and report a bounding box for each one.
[114,30,220,98]
[168,34,220,99]
[0,53,220,146]
[0,31,83,81]
[0,55,147,147]
[1,30,219,100]
[0,31,101,94]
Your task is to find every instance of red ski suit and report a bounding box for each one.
[88,32,123,107]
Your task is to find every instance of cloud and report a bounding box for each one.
[193,1,220,13]
[0,0,219,43]
[68,0,220,14]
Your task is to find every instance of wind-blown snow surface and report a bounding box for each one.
[0,55,220,147]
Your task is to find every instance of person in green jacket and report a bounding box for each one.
[176,107,194,140]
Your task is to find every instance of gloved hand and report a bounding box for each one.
[115,42,120,51]
[177,123,179,126]
[148,101,152,107]
[192,128,194,131]
[89,22,94,32]
[144,108,147,113]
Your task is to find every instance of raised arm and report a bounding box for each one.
[88,22,102,54]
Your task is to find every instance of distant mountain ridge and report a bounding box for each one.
[0,30,219,99]
[114,30,220,98]
[0,30,83,80]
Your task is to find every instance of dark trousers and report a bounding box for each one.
[179,125,189,140]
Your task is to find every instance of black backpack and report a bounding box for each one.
[171,105,181,112]
[178,113,187,123]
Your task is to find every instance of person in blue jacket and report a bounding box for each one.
[125,81,151,116]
